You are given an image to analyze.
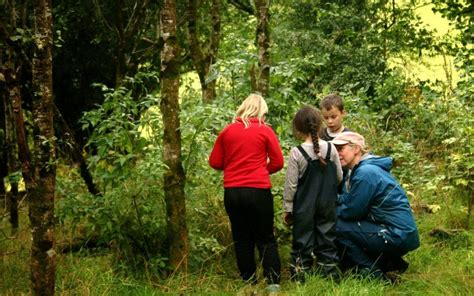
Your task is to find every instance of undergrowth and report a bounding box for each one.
[1,190,473,295]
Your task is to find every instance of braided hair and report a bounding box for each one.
[293,105,326,167]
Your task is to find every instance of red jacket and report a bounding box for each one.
[209,118,284,188]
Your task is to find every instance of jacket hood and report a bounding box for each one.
[360,154,393,172]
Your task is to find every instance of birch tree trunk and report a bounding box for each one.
[29,0,57,294]
[160,0,189,272]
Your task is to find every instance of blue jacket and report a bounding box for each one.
[337,155,420,253]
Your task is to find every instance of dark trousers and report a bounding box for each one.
[336,219,406,272]
[224,187,281,284]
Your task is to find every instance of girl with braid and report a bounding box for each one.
[283,105,343,282]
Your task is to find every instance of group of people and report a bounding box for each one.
[208,93,420,291]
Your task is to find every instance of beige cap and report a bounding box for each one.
[332,132,366,149]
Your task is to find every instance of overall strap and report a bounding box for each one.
[325,142,332,161]
[296,145,312,163]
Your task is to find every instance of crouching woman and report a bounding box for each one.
[332,132,420,281]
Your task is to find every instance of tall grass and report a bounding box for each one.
[1,197,473,295]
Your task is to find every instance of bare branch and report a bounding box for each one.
[228,0,255,15]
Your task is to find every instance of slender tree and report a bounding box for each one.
[0,0,28,234]
[251,0,271,97]
[187,0,221,103]
[28,0,57,294]
[2,65,21,233]
[159,0,189,272]
[0,78,7,207]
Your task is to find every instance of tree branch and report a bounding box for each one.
[228,0,255,15]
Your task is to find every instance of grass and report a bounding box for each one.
[1,202,473,296]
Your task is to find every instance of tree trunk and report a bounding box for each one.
[0,85,7,208]
[253,0,271,97]
[115,0,126,86]
[11,78,33,187]
[187,0,221,103]
[3,64,21,233]
[160,0,189,273]
[30,0,57,294]
[467,188,473,229]
[7,183,19,234]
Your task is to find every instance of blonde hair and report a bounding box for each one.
[235,93,268,128]
[351,144,368,155]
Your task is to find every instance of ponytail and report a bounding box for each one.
[309,120,326,167]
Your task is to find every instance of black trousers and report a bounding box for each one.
[224,187,281,284]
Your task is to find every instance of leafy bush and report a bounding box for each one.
[56,75,171,273]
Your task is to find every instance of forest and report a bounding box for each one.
[0,0,473,295]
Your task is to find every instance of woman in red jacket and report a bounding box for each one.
[209,93,284,289]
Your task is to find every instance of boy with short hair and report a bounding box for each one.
[319,94,350,141]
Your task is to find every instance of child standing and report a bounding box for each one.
[283,105,343,281]
[319,94,350,141]
[209,94,284,290]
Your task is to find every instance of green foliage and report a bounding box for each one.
[80,83,158,190]
[432,0,473,48]
[272,0,434,102]
[400,84,473,227]
[27,0,474,291]
[57,75,171,273]
[56,162,169,273]
[269,57,315,140]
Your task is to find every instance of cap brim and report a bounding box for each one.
[332,139,349,145]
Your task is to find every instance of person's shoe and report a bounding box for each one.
[392,257,409,273]
[381,256,409,273]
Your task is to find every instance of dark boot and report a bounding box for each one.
[380,255,409,274]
